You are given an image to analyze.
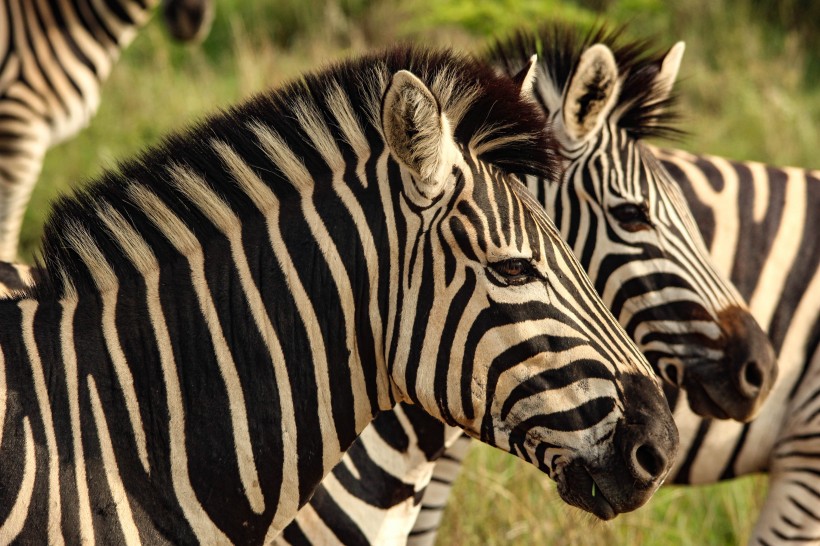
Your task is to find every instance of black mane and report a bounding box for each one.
[486,23,683,140]
[29,45,557,298]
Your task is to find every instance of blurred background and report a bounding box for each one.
[25,1,820,543]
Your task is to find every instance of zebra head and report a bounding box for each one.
[487,25,778,422]
[161,0,215,43]
[379,60,678,519]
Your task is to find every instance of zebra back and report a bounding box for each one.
[654,146,820,545]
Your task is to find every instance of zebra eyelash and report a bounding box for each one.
[487,258,540,286]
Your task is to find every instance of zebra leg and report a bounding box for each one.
[408,434,473,546]
[751,349,820,545]
[0,123,49,261]
[750,466,820,545]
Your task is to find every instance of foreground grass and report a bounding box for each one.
[440,444,768,545]
[24,0,818,544]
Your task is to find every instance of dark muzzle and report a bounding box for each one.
[683,305,777,422]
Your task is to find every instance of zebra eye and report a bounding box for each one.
[609,202,652,231]
[489,258,535,284]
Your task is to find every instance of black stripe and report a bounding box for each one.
[718,424,751,480]
[309,486,372,546]
[672,420,712,483]
[434,267,476,425]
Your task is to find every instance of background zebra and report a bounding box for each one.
[655,147,820,546]
[382,64,820,546]
[274,24,780,545]
[0,46,679,543]
[0,0,214,262]
[403,114,820,546]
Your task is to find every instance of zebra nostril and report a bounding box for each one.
[740,360,764,396]
[633,443,667,482]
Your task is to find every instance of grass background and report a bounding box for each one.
[24,0,820,543]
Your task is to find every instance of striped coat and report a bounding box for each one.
[0,0,213,261]
[0,47,678,543]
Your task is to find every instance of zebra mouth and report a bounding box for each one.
[680,357,758,421]
[555,460,616,520]
[684,380,730,420]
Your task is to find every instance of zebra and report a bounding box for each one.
[654,146,820,546]
[272,24,781,545]
[399,148,820,546]
[403,95,820,546]
[0,0,214,263]
[0,46,680,543]
[0,260,37,295]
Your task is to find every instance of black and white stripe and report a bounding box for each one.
[655,147,820,546]
[403,146,820,546]
[497,25,777,421]
[0,0,213,262]
[275,25,782,545]
[0,47,678,543]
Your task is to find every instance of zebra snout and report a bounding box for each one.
[617,373,679,487]
[719,306,778,406]
[681,306,777,422]
[616,416,677,490]
[615,370,678,480]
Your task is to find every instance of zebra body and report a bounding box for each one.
[0,47,679,543]
[0,0,213,262]
[655,146,820,545]
[0,260,35,295]
[277,25,780,545]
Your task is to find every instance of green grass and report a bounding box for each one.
[440,444,768,545]
[23,0,820,543]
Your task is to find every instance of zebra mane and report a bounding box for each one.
[486,23,683,140]
[27,45,556,299]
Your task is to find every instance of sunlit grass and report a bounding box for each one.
[439,444,768,545]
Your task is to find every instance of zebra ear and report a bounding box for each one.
[562,44,620,142]
[382,70,460,200]
[511,54,538,101]
[653,41,685,102]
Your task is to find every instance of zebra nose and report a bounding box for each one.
[661,361,683,387]
[618,374,678,486]
[630,442,668,483]
[719,306,778,403]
